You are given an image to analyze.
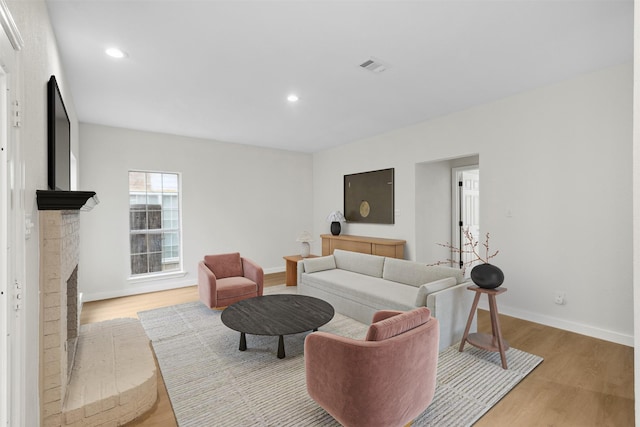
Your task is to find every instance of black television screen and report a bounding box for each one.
[48,75,70,191]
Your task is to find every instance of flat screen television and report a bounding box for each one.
[47,75,70,191]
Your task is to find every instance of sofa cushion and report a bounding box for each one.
[301,269,416,312]
[333,249,385,278]
[303,255,336,273]
[382,258,464,287]
[216,277,257,299]
[414,277,457,306]
[365,307,432,341]
[204,253,243,279]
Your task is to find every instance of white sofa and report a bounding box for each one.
[298,249,476,351]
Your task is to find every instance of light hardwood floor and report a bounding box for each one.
[80,274,634,427]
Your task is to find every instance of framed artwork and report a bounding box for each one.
[343,168,394,224]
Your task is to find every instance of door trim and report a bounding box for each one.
[0,63,8,427]
[451,165,479,273]
[0,3,23,424]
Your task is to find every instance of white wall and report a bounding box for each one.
[415,160,452,263]
[78,124,313,301]
[8,1,80,425]
[313,63,633,345]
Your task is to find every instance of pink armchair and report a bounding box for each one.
[197,252,264,309]
[305,307,439,427]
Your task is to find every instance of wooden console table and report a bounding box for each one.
[459,285,509,369]
[320,234,405,259]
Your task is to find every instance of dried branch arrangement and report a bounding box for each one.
[428,228,499,274]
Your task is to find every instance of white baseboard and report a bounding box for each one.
[83,280,196,302]
[477,300,633,347]
[264,266,285,275]
[82,266,286,302]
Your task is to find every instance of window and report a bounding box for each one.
[129,171,181,276]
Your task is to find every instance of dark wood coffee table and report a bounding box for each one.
[221,294,334,359]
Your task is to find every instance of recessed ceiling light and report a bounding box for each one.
[105,47,127,59]
[287,94,299,102]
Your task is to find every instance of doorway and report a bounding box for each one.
[452,166,480,275]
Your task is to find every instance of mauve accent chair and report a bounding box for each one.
[304,307,439,427]
[197,252,264,309]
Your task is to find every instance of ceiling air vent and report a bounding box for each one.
[359,58,389,73]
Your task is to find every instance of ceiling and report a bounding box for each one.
[45,0,633,153]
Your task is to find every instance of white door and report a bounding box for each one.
[452,166,480,276]
[0,6,24,425]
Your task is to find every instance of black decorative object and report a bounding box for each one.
[330,221,341,236]
[326,211,345,235]
[470,263,504,289]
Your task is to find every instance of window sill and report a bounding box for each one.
[127,270,187,284]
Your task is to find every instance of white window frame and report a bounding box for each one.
[127,170,184,280]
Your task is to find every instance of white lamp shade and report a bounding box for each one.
[297,231,313,242]
[326,211,345,222]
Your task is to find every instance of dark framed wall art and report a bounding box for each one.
[343,168,394,224]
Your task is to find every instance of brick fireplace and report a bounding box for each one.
[37,190,97,427]
[39,210,81,427]
[36,190,157,427]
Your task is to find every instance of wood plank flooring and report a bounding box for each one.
[80,274,634,427]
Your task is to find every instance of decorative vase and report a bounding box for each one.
[470,263,504,289]
[330,221,341,236]
[300,241,310,258]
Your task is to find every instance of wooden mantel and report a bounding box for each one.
[321,234,405,259]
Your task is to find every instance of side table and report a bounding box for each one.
[283,255,318,286]
[459,285,509,369]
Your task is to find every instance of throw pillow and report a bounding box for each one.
[382,257,464,287]
[365,307,431,341]
[303,255,336,273]
[204,252,243,279]
[414,277,457,306]
[333,249,385,278]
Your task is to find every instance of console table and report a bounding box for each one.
[320,234,405,259]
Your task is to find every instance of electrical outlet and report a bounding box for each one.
[554,292,566,305]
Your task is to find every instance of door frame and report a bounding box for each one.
[0,60,8,427]
[0,2,23,425]
[451,165,480,273]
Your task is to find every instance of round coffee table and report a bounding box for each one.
[221,294,334,359]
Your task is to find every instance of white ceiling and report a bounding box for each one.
[46,0,633,153]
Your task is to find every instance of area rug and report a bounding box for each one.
[138,289,542,426]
